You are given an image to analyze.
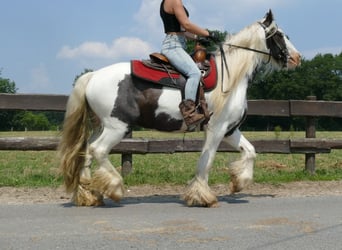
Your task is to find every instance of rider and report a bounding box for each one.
[160,0,219,131]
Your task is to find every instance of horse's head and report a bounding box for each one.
[213,10,302,99]
[260,10,301,70]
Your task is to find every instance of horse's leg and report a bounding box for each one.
[88,125,126,203]
[182,127,225,207]
[72,146,104,206]
[223,129,256,193]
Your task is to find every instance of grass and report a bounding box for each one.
[0,150,62,187]
[0,131,341,187]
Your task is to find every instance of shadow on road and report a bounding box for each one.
[61,192,275,208]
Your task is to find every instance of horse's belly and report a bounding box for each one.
[136,88,184,131]
[156,88,182,119]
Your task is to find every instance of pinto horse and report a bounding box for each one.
[59,10,301,207]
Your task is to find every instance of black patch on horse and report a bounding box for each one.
[111,74,142,125]
[111,75,183,131]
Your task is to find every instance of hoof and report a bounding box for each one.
[72,185,104,206]
[228,159,253,194]
[90,168,124,202]
[104,179,124,202]
[228,171,253,194]
[181,177,218,207]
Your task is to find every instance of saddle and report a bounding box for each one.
[131,43,217,92]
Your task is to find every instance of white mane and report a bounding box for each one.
[211,21,269,112]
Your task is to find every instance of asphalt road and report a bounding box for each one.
[1,194,342,250]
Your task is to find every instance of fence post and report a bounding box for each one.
[121,129,133,176]
[305,96,316,174]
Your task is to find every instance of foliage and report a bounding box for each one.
[0,71,64,131]
[274,125,282,139]
[74,68,93,85]
[0,70,17,94]
[0,71,17,130]
[0,81,16,94]
[186,30,227,54]
[43,111,64,130]
[248,53,342,101]
[244,52,342,131]
[13,112,50,131]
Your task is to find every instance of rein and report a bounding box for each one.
[226,43,272,65]
[225,44,271,57]
[218,43,271,94]
[218,21,280,93]
[218,44,230,93]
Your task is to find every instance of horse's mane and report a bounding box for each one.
[211,21,268,112]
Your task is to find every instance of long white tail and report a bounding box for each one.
[58,72,93,193]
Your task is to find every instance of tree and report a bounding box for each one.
[74,68,93,85]
[0,71,18,130]
[0,71,17,94]
[13,112,50,131]
[43,111,64,130]
[0,71,56,131]
[248,53,342,101]
[186,30,228,54]
[245,52,342,130]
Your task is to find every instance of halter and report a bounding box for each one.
[218,20,289,93]
[261,20,279,39]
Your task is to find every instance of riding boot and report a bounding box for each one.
[198,84,211,123]
[179,99,205,131]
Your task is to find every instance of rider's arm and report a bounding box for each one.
[184,31,198,40]
[173,0,209,37]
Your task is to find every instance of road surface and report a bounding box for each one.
[1,194,342,250]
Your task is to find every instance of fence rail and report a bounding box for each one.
[0,137,341,153]
[1,93,341,117]
[0,93,341,174]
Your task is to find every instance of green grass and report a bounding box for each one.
[0,131,341,187]
[254,151,342,183]
[0,150,62,187]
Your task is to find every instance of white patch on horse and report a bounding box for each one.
[156,88,182,120]
[86,63,131,117]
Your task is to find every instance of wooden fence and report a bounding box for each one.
[0,93,341,174]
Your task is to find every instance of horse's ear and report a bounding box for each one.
[263,9,274,26]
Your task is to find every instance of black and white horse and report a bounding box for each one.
[59,10,301,207]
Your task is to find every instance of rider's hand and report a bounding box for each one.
[207,31,220,43]
[197,37,211,47]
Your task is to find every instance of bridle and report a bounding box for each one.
[227,20,288,65]
[218,20,289,93]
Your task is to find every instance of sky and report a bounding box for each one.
[1,0,341,94]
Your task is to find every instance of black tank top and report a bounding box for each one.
[160,0,189,33]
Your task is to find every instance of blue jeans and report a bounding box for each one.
[161,34,201,101]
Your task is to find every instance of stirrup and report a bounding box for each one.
[186,116,206,132]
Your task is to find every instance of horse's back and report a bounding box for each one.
[87,62,131,92]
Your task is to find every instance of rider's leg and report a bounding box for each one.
[161,34,205,130]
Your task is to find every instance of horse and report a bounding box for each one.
[58,10,301,207]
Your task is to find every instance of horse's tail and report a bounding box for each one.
[58,72,93,193]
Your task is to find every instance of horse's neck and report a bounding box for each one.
[208,23,264,113]
[220,24,265,89]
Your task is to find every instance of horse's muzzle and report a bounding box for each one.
[287,52,301,69]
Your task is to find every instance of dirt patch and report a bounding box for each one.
[0,181,341,205]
